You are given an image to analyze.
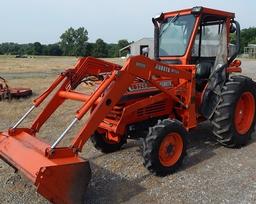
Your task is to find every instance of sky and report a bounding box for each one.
[0,0,255,44]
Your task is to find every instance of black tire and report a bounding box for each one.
[211,75,256,147]
[90,130,126,153]
[142,119,187,176]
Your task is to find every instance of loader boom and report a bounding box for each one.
[17,55,196,153]
[0,55,195,203]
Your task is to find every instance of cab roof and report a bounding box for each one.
[163,6,235,19]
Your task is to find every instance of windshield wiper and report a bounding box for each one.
[160,14,180,37]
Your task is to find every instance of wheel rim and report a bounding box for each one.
[234,91,255,134]
[159,133,183,167]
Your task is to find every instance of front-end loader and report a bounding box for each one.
[0,7,255,203]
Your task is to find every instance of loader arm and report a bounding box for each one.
[0,55,195,204]
[24,55,195,152]
[70,56,196,151]
[30,57,121,133]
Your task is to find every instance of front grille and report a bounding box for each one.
[137,101,167,117]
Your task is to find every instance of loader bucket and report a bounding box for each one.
[0,129,91,204]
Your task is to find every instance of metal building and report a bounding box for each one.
[119,38,154,59]
[244,44,256,58]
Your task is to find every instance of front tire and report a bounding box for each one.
[142,119,187,176]
[211,75,256,147]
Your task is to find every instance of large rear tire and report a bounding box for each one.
[90,130,126,153]
[142,119,187,176]
[211,75,256,147]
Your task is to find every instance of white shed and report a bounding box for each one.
[119,38,154,59]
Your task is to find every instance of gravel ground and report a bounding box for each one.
[0,58,256,204]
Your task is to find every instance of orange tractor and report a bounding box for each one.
[0,7,255,203]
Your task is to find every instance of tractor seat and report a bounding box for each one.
[196,62,212,79]
[195,61,213,91]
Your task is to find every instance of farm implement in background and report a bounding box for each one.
[0,76,32,101]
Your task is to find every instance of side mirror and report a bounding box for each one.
[230,23,236,33]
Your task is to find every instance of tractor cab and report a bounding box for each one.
[153,6,239,65]
[153,6,241,117]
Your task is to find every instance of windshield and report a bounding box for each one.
[159,14,196,56]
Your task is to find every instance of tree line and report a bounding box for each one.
[0,26,255,57]
[230,27,256,52]
[240,27,256,51]
[0,27,130,58]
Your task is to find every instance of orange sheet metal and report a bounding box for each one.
[0,130,91,204]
